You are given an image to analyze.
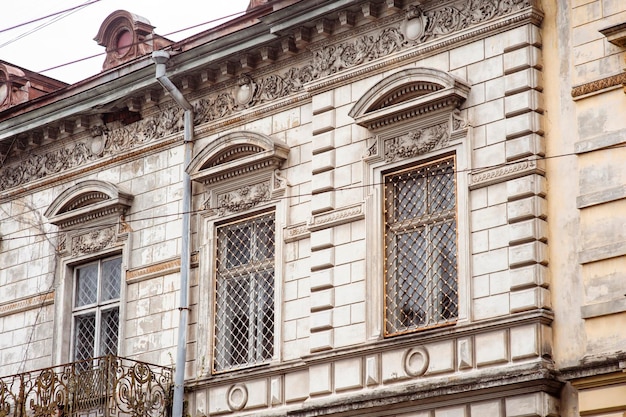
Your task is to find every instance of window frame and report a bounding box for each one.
[382,154,460,336]
[46,180,132,365]
[212,209,277,373]
[364,133,470,341]
[354,68,471,342]
[70,254,123,362]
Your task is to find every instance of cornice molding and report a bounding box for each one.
[571,72,626,99]
[0,291,54,317]
[0,0,540,195]
[469,158,545,190]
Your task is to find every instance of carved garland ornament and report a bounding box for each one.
[0,0,532,192]
[216,182,271,215]
[71,226,116,256]
[384,122,449,162]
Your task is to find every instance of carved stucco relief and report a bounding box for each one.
[71,226,117,257]
[0,0,532,192]
[216,182,271,216]
[383,122,450,162]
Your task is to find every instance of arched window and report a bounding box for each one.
[352,68,471,337]
[189,131,289,374]
[46,180,132,364]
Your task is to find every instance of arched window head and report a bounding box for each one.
[188,131,289,217]
[45,180,133,228]
[349,68,470,131]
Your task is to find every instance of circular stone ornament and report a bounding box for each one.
[403,346,429,377]
[227,384,248,411]
[401,6,427,41]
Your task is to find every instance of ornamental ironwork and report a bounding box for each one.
[0,356,172,417]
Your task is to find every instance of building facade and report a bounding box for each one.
[1,1,625,416]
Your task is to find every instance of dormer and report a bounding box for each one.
[94,10,173,71]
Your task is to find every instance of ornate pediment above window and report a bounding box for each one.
[45,180,133,229]
[188,131,289,217]
[349,68,470,131]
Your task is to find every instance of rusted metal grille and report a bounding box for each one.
[0,356,171,417]
[73,256,121,364]
[384,156,458,336]
[214,211,275,373]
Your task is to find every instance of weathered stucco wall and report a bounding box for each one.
[3,0,626,415]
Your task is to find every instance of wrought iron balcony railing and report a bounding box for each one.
[0,356,172,417]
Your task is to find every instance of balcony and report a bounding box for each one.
[0,356,172,417]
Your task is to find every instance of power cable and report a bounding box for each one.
[0,143,608,244]
[0,0,103,35]
[11,10,247,75]
[0,0,98,50]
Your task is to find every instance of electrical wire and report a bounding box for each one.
[22,10,246,75]
[0,143,612,244]
[0,0,103,35]
[0,0,103,50]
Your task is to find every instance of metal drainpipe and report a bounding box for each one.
[152,50,193,417]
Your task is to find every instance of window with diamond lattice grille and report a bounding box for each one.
[383,156,458,336]
[213,211,275,372]
[72,255,121,363]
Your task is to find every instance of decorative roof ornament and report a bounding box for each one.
[94,10,173,71]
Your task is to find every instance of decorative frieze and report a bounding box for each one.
[571,72,626,99]
[284,223,310,243]
[0,291,54,317]
[126,257,181,284]
[308,203,365,232]
[403,0,531,44]
[1,0,537,194]
[469,159,544,190]
[216,182,270,215]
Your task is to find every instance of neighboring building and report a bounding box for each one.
[1,1,625,417]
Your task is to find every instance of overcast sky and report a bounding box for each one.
[0,0,251,84]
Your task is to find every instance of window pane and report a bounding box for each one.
[256,270,274,362]
[391,169,426,221]
[432,220,458,321]
[428,158,455,212]
[74,313,96,362]
[100,308,119,356]
[75,264,98,307]
[224,224,251,267]
[255,217,275,260]
[101,257,121,301]
[73,256,121,362]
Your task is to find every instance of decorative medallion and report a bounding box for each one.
[403,346,429,377]
[227,384,248,411]
[402,6,427,41]
[235,74,257,107]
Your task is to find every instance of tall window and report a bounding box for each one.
[72,255,121,362]
[213,211,275,372]
[383,156,458,336]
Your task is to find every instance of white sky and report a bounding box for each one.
[0,0,251,84]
